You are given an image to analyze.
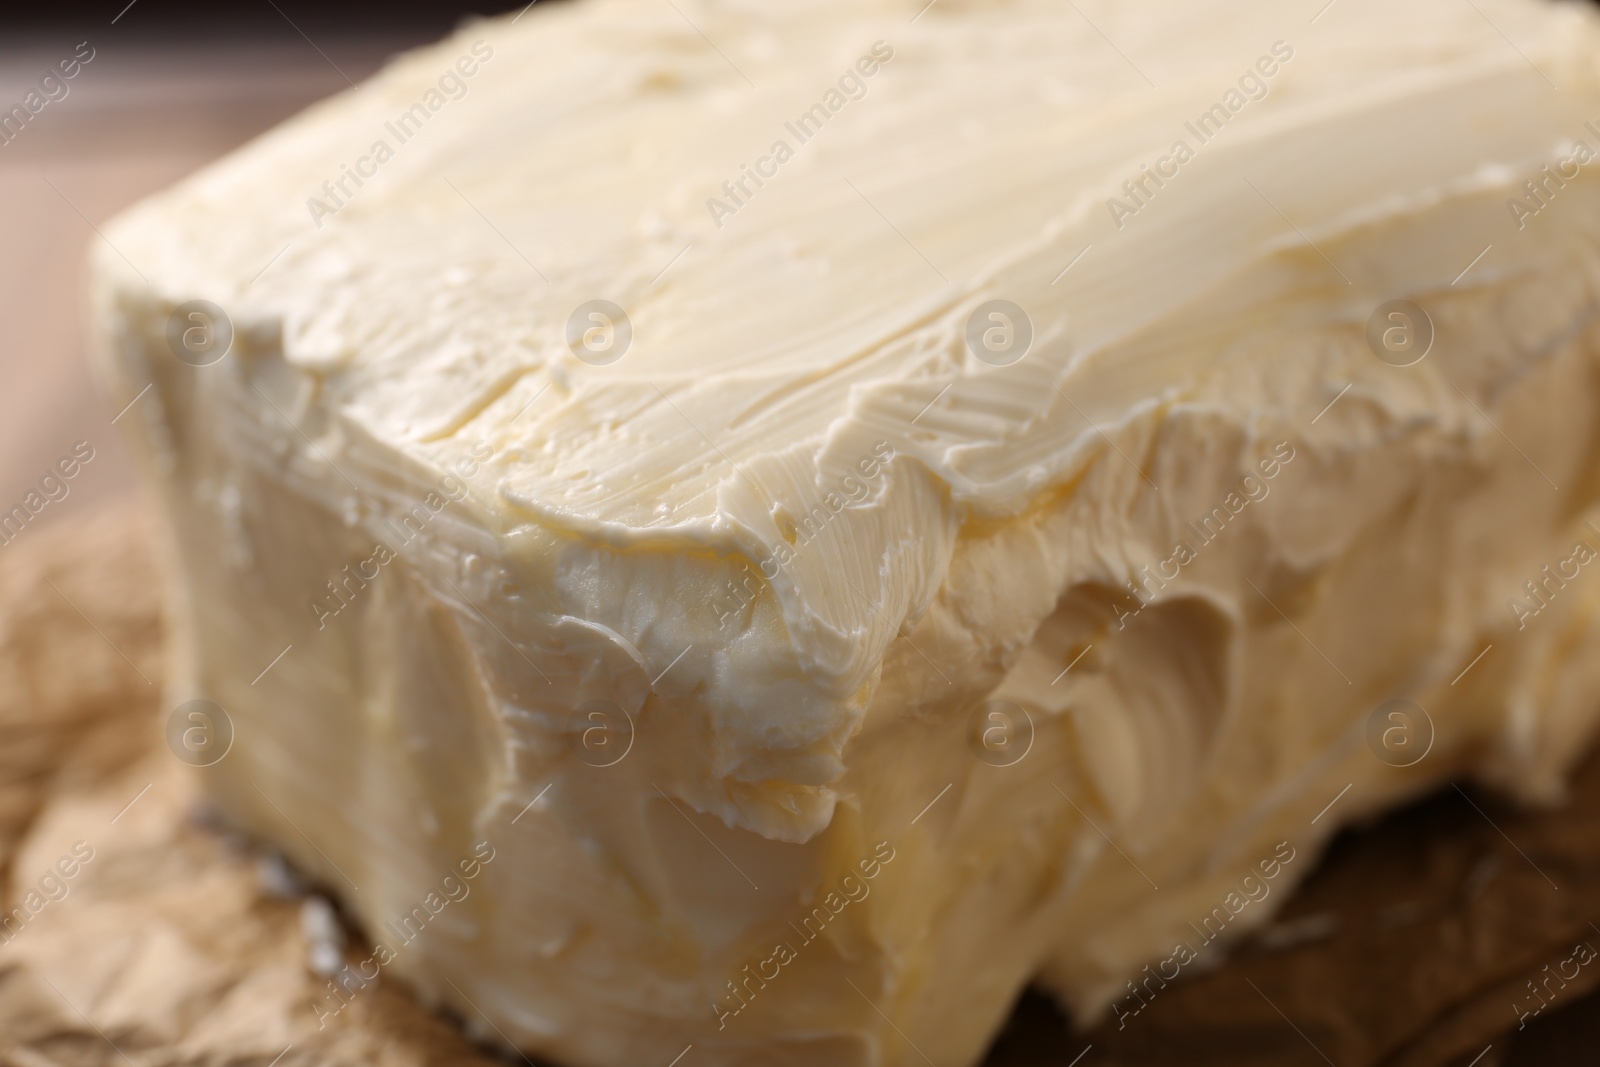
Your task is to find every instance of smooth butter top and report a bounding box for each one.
[100,0,1600,711]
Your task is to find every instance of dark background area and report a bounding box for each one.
[0,0,526,38]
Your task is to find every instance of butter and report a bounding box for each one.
[91,0,1600,1063]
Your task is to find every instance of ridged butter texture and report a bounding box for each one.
[93,0,1600,1064]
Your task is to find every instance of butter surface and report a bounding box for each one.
[92,0,1600,1063]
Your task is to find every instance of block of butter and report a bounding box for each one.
[92,0,1600,1063]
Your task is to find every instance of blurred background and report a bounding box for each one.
[0,0,518,526]
[3,3,1600,1066]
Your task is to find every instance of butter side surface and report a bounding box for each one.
[90,0,1600,1063]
